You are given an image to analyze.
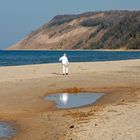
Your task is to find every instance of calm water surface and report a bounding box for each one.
[0,122,16,139]
[45,93,104,109]
[0,50,140,66]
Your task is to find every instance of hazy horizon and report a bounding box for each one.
[0,0,140,49]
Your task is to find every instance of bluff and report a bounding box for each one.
[8,11,140,50]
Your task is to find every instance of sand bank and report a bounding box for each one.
[0,59,140,140]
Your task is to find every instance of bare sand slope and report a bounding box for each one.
[0,59,140,140]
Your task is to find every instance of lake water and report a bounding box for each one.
[0,122,16,139]
[0,50,140,66]
[45,93,104,109]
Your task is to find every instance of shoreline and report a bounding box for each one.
[4,48,140,51]
[0,59,140,139]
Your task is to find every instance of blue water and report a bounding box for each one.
[0,50,140,66]
[45,92,104,109]
[0,122,16,139]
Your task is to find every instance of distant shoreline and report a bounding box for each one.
[4,49,140,52]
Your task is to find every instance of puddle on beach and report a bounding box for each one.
[0,122,16,140]
[45,93,104,109]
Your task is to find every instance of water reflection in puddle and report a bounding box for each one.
[45,93,104,109]
[0,122,16,140]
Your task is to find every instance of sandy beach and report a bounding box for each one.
[0,59,140,140]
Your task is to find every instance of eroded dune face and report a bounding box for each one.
[9,11,140,50]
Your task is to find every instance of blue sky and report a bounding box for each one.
[0,0,140,49]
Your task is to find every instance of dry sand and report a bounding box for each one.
[0,59,140,140]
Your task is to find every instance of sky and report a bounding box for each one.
[0,0,140,49]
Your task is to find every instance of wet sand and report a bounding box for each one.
[0,59,140,140]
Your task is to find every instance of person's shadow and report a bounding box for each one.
[52,72,63,75]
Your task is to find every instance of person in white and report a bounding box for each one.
[59,53,69,75]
